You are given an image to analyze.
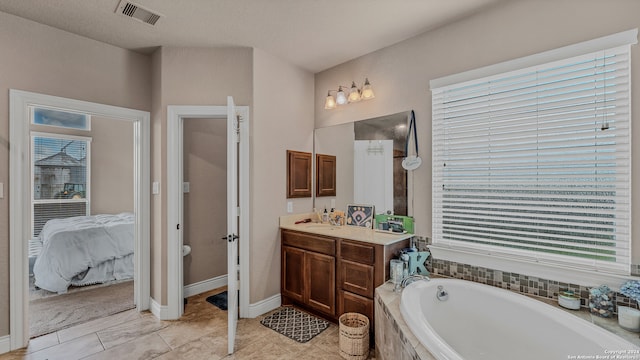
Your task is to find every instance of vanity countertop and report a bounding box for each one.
[279,213,412,246]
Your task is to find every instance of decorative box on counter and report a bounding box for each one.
[374,214,414,234]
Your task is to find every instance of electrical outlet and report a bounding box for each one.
[183,182,190,193]
[152,181,159,195]
[330,199,336,209]
[287,201,293,213]
[0,182,3,199]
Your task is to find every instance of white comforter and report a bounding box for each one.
[33,212,135,294]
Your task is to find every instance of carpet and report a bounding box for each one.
[206,291,228,311]
[29,280,135,338]
[260,307,329,343]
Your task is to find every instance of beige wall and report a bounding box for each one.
[150,46,253,304]
[314,0,640,263]
[0,11,150,337]
[91,116,135,215]
[183,118,227,284]
[252,48,315,303]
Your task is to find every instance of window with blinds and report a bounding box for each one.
[32,134,90,237]
[431,44,632,275]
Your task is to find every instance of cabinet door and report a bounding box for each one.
[305,251,336,316]
[282,246,305,303]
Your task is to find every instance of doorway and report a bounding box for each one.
[182,117,228,292]
[166,104,249,322]
[28,116,137,338]
[9,90,150,350]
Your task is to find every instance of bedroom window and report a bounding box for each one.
[431,31,635,275]
[32,133,91,237]
[31,107,91,131]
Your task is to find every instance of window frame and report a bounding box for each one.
[31,106,91,131]
[31,132,92,237]
[429,29,637,288]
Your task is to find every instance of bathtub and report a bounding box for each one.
[400,278,640,360]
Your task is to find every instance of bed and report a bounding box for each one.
[33,212,135,294]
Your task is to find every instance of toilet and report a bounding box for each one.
[183,244,192,256]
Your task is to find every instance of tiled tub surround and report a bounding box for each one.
[375,282,434,360]
[375,281,640,360]
[429,257,640,313]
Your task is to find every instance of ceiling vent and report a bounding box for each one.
[116,0,162,26]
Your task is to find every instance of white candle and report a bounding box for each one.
[618,306,640,332]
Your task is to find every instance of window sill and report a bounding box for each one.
[428,245,633,291]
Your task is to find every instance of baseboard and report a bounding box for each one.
[0,335,11,355]
[248,293,281,318]
[183,275,227,298]
[152,288,278,320]
[150,297,170,320]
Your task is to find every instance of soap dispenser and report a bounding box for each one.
[322,207,329,223]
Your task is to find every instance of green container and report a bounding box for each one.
[374,214,414,234]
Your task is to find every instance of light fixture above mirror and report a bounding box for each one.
[324,78,375,110]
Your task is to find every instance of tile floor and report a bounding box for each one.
[0,288,374,360]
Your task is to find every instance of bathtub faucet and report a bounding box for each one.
[400,274,430,288]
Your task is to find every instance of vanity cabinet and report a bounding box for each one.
[281,230,336,317]
[281,229,409,331]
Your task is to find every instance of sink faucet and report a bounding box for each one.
[400,273,430,288]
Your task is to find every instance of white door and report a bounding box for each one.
[226,96,239,355]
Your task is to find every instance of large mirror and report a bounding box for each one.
[314,111,411,216]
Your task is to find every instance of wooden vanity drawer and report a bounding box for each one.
[340,240,375,265]
[282,230,335,256]
[339,259,374,298]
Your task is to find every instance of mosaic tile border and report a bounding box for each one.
[427,257,640,313]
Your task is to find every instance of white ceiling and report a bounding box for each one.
[0,0,503,73]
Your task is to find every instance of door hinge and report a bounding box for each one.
[235,115,241,143]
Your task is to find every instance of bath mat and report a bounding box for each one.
[206,291,228,311]
[260,307,329,343]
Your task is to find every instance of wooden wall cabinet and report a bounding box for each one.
[287,150,312,198]
[316,154,336,197]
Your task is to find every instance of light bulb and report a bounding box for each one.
[361,78,375,100]
[348,81,361,103]
[324,91,336,109]
[336,86,348,105]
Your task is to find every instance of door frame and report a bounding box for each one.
[166,105,250,319]
[9,89,151,350]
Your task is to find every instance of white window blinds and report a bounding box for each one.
[432,43,632,274]
[32,134,90,237]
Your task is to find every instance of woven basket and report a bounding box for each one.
[339,312,370,360]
